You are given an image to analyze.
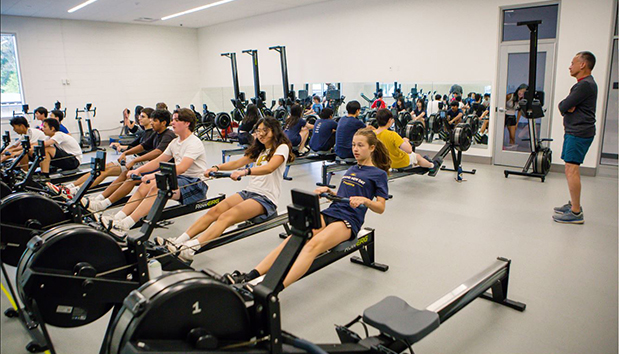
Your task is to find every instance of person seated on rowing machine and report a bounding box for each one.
[225,128,390,287]
[49,109,70,135]
[238,104,260,146]
[284,104,313,156]
[308,107,337,153]
[55,107,156,198]
[334,100,367,161]
[33,106,48,131]
[374,109,441,176]
[392,97,407,113]
[311,95,323,115]
[427,94,443,116]
[1,116,46,164]
[412,98,427,128]
[445,101,463,132]
[78,110,176,209]
[371,92,386,109]
[100,108,208,234]
[39,118,82,179]
[111,106,150,153]
[155,116,293,261]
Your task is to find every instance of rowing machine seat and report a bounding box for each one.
[363,296,439,345]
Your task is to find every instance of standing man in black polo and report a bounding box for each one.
[553,51,597,224]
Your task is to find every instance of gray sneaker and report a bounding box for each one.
[553,201,572,214]
[553,209,584,224]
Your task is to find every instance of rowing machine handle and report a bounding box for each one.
[209,171,242,181]
[130,174,149,183]
[320,193,367,209]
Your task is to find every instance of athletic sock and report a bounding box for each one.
[247,269,260,280]
[95,194,105,201]
[176,233,191,244]
[101,198,112,209]
[115,211,128,221]
[120,216,136,229]
[184,239,200,252]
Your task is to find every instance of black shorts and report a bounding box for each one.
[321,213,356,240]
[51,147,80,171]
[505,114,517,127]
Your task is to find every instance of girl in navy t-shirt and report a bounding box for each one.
[229,127,391,288]
[284,104,314,154]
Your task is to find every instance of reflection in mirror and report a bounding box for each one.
[199,81,491,149]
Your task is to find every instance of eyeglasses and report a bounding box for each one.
[255,128,270,135]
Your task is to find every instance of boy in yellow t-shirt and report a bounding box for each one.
[374,109,440,176]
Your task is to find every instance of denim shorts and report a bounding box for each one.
[237,190,277,223]
[561,134,593,165]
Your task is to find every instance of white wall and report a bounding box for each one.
[197,0,615,168]
[0,15,202,140]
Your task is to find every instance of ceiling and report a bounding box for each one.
[1,0,332,28]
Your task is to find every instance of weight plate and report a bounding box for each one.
[107,271,252,354]
[17,224,129,328]
[1,193,68,267]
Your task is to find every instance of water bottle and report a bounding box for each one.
[456,165,463,182]
[148,259,162,279]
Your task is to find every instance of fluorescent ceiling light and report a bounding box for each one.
[162,0,237,21]
[68,0,98,13]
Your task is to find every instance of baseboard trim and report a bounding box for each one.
[549,163,597,176]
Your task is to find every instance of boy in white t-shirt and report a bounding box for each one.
[1,116,46,164]
[40,118,82,176]
[102,108,209,234]
[155,117,294,261]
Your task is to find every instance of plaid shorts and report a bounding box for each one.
[177,175,208,205]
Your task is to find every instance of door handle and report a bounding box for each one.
[496,107,506,113]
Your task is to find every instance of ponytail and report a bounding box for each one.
[354,128,391,174]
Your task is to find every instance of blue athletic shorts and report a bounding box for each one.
[561,134,593,165]
[237,190,277,223]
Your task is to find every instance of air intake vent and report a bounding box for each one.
[134,17,158,22]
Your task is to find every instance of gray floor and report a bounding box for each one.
[2,141,618,354]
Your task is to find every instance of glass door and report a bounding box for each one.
[494,43,555,167]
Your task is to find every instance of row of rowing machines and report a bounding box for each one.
[1,159,389,353]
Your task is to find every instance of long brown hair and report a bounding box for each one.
[354,128,391,174]
[284,104,302,129]
[245,117,295,163]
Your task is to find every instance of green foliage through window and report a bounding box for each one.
[1,33,23,104]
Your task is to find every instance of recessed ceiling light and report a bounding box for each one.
[68,0,98,13]
[161,0,237,21]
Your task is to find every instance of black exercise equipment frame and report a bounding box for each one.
[13,163,189,354]
[103,189,525,354]
[504,20,553,182]
[75,103,100,153]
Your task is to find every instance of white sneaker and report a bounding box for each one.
[100,214,115,228]
[166,242,197,262]
[155,236,178,247]
[87,199,107,212]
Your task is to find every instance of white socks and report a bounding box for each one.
[184,239,200,253]
[176,233,191,244]
[101,198,112,209]
[119,216,136,230]
[95,194,105,201]
[114,211,128,221]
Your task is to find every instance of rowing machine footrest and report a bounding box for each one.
[363,296,440,345]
